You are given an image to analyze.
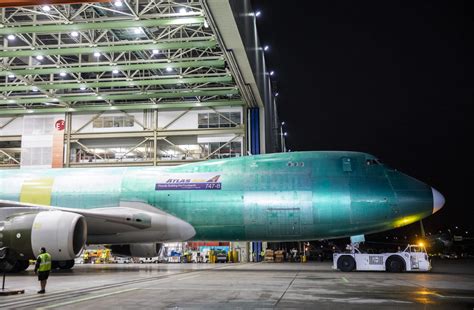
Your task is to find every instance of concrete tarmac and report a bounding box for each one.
[0,259,473,309]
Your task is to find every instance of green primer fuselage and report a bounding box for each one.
[0,151,435,241]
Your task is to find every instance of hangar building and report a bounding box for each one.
[0,0,282,170]
[0,0,283,262]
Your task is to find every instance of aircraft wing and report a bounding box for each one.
[0,199,157,234]
[0,199,195,264]
[0,199,195,242]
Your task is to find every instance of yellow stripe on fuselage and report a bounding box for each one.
[20,178,54,206]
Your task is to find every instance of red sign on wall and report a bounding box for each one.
[55,119,65,131]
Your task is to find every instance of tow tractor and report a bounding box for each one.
[333,244,431,272]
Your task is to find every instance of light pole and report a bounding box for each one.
[280,122,287,152]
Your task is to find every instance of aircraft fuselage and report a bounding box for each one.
[0,151,443,242]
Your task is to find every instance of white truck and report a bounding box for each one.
[333,244,431,272]
[138,257,161,264]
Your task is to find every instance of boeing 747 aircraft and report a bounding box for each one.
[0,151,444,271]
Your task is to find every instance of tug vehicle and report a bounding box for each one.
[333,244,431,272]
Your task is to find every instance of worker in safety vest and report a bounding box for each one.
[34,247,52,294]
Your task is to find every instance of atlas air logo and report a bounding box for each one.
[165,175,220,183]
[156,175,222,191]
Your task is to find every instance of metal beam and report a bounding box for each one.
[0,116,18,129]
[0,135,22,142]
[1,88,239,105]
[0,100,244,115]
[70,127,245,140]
[205,134,240,159]
[0,149,20,164]
[0,39,216,57]
[73,111,104,133]
[0,59,225,76]
[0,17,205,35]
[0,1,109,8]
[0,75,232,92]
[162,108,193,129]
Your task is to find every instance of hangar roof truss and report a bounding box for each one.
[0,0,243,115]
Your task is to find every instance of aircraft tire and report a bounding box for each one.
[386,256,405,273]
[57,260,75,270]
[337,255,356,272]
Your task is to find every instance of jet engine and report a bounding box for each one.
[110,243,162,257]
[0,210,87,261]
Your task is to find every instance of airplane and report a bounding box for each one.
[0,151,445,272]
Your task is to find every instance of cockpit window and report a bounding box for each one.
[366,159,381,166]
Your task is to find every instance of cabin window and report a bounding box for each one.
[342,157,352,172]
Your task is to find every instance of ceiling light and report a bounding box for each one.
[59,72,67,77]
[93,52,101,57]
[133,28,141,34]
[97,96,103,100]
[71,31,79,37]
[204,20,209,28]
[275,92,279,97]
[112,69,119,74]
[36,55,44,60]
[7,34,15,40]
[281,121,285,125]
[166,67,173,72]
[179,8,187,14]
[284,132,288,136]
[152,49,159,55]
[114,1,123,7]
[270,71,274,76]
[255,11,261,17]
[8,74,15,78]
[264,45,269,51]
[79,86,86,90]
[42,5,51,12]
[32,87,39,92]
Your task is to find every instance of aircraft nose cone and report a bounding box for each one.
[432,187,445,214]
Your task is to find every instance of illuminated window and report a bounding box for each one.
[205,141,242,159]
[198,112,241,129]
[93,116,134,128]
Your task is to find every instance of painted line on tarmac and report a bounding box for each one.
[216,263,259,269]
[36,288,139,309]
[341,277,349,283]
[177,274,201,281]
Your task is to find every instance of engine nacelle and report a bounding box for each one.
[110,243,162,258]
[1,210,87,261]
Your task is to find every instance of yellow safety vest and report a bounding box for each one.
[38,253,52,272]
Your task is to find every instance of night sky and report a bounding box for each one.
[252,1,473,232]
